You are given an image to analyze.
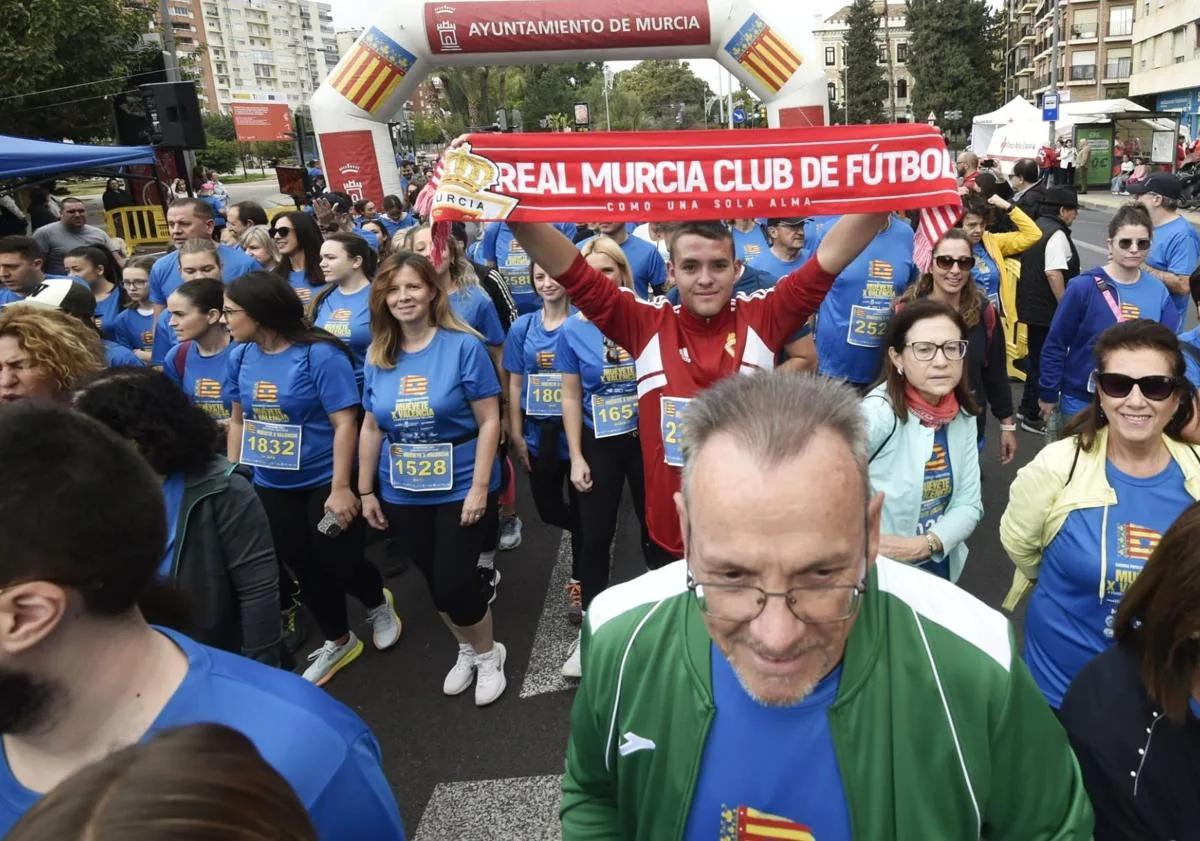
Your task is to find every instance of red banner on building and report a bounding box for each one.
[424,0,711,55]
[230,102,293,143]
[319,130,385,204]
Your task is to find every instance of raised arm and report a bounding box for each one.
[815,213,893,277]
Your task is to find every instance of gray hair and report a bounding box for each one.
[680,372,870,505]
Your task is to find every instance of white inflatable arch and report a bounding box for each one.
[309,1,827,204]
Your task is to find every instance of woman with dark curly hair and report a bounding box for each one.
[71,367,283,665]
[0,306,105,402]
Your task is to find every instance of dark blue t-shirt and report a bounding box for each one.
[556,313,637,435]
[148,244,260,305]
[104,340,144,368]
[0,627,406,840]
[90,288,123,339]
[163,341,235,421]
[110,306,156,354]
[226,341,360,490]
[503,310,572,459]
[363,329,501,506]
[1024,458,1193,707]
[684,647,851,841]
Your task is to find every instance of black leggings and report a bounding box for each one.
[577,427,649,610]
[381,494,499,627]
[255,483,384,642]
[529,460,583,579]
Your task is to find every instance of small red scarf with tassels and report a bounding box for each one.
[905,384,960,428]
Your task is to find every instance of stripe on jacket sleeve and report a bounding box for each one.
[586,560,689,635]
[875,557,1012,671]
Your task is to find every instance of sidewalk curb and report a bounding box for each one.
[1078,196,1200,225]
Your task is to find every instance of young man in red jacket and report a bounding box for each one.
[508,212,887,565]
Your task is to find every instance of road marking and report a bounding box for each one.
[520,531,580,698]
[414,774,563,841]
[1076,240,1106,255]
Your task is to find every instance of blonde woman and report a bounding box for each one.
[357,252,508,707]
[240,224,281,273]
[557,237,649,678]
[0,306,105,402]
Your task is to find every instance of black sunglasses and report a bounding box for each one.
[1115,237,1151,252]
[1095,373,1178,401]
[270,226,293,238]
[934,255,976,270]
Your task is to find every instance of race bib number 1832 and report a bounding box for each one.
[240,419,302,471]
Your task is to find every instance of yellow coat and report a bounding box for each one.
[980,205,1042,380]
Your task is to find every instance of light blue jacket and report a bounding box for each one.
[863,384,983,582]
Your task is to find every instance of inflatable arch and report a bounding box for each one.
[309,0,828,204]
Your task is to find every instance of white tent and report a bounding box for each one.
[970,96,1041,153]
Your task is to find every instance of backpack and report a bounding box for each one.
[174,341,193,379]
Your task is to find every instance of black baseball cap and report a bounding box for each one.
[1125,172,1183,200]
[1041,186,1080,210]
[766,217,806,227]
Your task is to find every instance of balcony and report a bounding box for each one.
[1069,24,1098,40]
[1017,24,1036,44]
[1068,63,1097,81]
[1103,59,1132,79]
[1106,23,1132,39]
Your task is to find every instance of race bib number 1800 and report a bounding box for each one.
[240,419,302,471]
[592,393,638,438]
[847,304,890,348]
[661,396,692,467]
[526,373,564,417]
[389,442,454,493]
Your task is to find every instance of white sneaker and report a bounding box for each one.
[474,642,507,706]
[562,633,582,679]
[498,514,523,551]
[302,633,363,686]
[444,643,476,696]
[366,588,402,650]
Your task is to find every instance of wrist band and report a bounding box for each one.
[359,490,376,497]
[1000,423,1017,432]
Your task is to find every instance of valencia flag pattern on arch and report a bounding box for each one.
[724,14,802,94]
[330,27,417,115]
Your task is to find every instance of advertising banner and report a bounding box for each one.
[230,103,293,143]
[1074,124,1113,186]
[424,0,711,55]
[319,130,385,203]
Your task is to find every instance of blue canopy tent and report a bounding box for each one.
[0,135,157,179]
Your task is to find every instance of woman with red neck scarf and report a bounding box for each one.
[862,298,983,582]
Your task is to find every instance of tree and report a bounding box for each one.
[518,63,601,128]
[906,0,1002,137]
[843,0,889,124]
[0,0,155,140]
[203,112,236,142]
[614,60,711,130]
[196,139,239,174]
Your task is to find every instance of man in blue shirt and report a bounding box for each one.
[729,219,770,263]
[1129,173,1200,319]
[745,218,807,281]
[149,199,260,313]
[578,222,667,299]
[0,403,406,840]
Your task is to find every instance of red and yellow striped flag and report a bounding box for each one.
[724,15,802,95]
[329,27,417,115]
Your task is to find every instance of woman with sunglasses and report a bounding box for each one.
[863,298,983,582]
[162,277,234,426]
[225,272,401,686]
[900,230,1017,463]
[64,245,127,340]
[358,252,507,706]
[111,255,158,364]
[557,237,649,678]
[241,224,282,273]
[312,234,375,389]
[1038,204,1178,423]
[1001,319,1200,710]
[271,212,326,306]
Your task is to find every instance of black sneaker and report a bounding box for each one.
[1016,411,1046,434]
[281,599,308,653]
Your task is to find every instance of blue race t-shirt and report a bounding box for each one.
[1024,457,1193,707]
[104,340,145,368]
[971,242,1001,309]
[148,244,261,305]
[363,329,501,506]
[90,288,123,339]
[288,268,325,307]
[1180,326,1200,389]
[1107,268,1177,325]
[578,234,668,299]
[731,225,770,264]
[0,627,406,840]
[745,248,805,282]
[449,285,505,347]
[684,646,851,841]
[556,313,638,435]
[150,309,176,366]
[226,341,360,490]
[200,195,226,229]
[163,341,235,421]
[159,470,186,577]
[110,306,156,354]
[480,222,577,314]
[1146,215,1200,317]
[377,214,416,238]
[915,427,953,579]
[816,217,918,384]
[503,310,572,459]
[314,285,371,387]
[802,215,839,259]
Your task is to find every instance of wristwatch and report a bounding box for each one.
[925,532,942,557]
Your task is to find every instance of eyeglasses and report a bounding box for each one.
[1115,237,1152,252]
[687,569,864,624]
[1095,372,1178,401]
[934,255,976,270]
[906,340,968,361]
[269,227,293,238]
[122,279,148,288]
[221,307,245,318]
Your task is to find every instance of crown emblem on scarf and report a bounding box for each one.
[441,146,497,193]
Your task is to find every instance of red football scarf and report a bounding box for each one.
[420,125,962,268]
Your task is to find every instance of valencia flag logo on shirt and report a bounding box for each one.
[720,806,816,841]
[195,379,222,400]
[537,350,556,369]
[401,375,428,396]
[253,382,279,403]
[1117,523,1160,561]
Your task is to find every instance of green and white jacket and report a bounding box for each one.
[561,558,1094,841]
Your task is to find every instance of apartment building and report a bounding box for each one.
[1005,0,1135,105]
[813,3,917,122]
[145,1,219,107]
[1130,0,1200,139]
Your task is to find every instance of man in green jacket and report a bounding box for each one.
[562,372,1093,841]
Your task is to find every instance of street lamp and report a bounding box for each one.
[602,65,614,131]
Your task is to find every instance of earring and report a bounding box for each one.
[897,367,904,378]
